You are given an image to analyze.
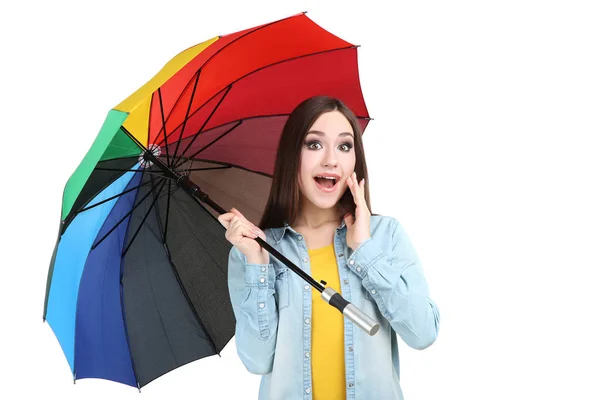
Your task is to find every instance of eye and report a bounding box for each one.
[305,141,322,150]
[305,140,353,152]
[340,142,353,152]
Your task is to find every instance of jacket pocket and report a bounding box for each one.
[274,267,290,310]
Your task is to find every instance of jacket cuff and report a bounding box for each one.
[243,258,275,289]
[346,237,385,279]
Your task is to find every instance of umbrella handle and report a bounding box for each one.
[322,287,380,336]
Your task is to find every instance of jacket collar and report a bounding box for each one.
[272,219,347,244]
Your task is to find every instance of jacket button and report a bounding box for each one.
[349,259,355,265]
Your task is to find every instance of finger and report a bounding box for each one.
[225,218,237,239]
[229,220,244,242]
[359,178,366,200]
[236,222,258,240]
[229,218,242,235]
[254,227,266,241]
[218,212,234,229]
[232,219,258,239]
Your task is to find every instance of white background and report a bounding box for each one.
[2,0,599,399]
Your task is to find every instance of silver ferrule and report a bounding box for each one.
[321,287,336,303]
[343,303,380,336]
[321,288,379,336]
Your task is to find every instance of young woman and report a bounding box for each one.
[218,95,440,400]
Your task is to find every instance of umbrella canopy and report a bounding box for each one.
[43,12,371,389]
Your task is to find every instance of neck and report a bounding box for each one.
[293,199,344,230]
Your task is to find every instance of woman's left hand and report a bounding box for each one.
[344,171,371,251]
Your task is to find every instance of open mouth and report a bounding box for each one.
[314,176,339,192]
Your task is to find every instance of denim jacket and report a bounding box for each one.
[227,215,440,400]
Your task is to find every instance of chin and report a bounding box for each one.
[308,194,342,210]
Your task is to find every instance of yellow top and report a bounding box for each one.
[308,243,346,400]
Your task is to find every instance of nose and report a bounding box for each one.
[322,146,338,168]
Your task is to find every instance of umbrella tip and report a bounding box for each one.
[302,10,308,14]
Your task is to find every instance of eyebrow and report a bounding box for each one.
[307,130,354,138]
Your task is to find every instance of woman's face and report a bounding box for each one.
[298,110,356,211]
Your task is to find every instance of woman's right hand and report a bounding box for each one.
[218,207,269,264]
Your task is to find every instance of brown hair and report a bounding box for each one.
[258,95,373,229]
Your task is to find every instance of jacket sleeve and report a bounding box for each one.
[227,245,279,374]
[346,218,440,350]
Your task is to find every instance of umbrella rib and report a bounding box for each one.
[148,172,171,250]
[90,177,164,251]
[175,157,272,178]
[169,84,232,170]
[94,167,148,173]
[154,44,360,150]
[121,179,168,257]
[93,167,177,181]
[183,165,231,172]
[170,69,201,167]
[163,180,171,245]
[158,88,171,166]
[173,120,242,172]
[77,180,153,214]
[97,156,140,163]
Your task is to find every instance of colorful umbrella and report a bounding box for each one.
[43,11,375,389]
